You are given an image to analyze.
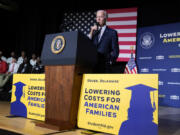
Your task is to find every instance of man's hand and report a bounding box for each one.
[91,25,98,32]
[89,24,98,39]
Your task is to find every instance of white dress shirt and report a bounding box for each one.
[8,63,19,73]
[98,25,106,42]
[7,57,13,64]
[30,59,37,67]
[17,56,24,65]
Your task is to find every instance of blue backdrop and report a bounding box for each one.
[137,22,180,107]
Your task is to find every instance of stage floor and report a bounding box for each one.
[0,101,180,135]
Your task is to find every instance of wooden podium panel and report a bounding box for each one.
[36,65,83,130]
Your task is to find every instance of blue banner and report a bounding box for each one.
[137,22,180,107]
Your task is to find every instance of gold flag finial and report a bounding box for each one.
[130,46,134,53]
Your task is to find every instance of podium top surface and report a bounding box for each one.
[41,31,97,66]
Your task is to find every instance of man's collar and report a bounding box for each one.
[99,25,106,29]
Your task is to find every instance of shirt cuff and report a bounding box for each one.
[87,34,92,39]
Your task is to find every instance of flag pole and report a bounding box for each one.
[130,46,134,58]
[131,46,133,53]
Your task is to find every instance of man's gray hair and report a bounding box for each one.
[96,10,108,19]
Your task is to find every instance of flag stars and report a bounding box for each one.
[63,10,97,34]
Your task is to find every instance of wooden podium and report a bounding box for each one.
[36,31,97,130]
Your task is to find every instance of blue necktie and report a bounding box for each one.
[98,28,102,42]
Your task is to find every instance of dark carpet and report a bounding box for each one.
[0,129,22,135]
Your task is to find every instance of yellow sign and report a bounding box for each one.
[10,74,45,121]
[78,74,158,135]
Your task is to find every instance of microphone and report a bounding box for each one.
[96,22,100,27]
[93,22,100,35]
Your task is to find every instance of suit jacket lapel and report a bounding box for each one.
[98,27,108,44]
[95,33,99,46]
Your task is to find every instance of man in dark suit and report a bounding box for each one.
[17,57,32,73]
[88,10,119,73]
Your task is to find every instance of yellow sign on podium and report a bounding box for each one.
[78,74,158,135]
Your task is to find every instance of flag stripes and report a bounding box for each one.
[106,7,137,62]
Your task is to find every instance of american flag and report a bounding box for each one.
[106,8,137,62]
[62,10,96,35]
[62,8,137,62]
[124,52,138,74]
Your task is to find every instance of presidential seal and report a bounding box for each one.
[140,32,155,49]
[51,36,65,54]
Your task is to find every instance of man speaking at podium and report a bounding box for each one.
[88,10,119,73]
